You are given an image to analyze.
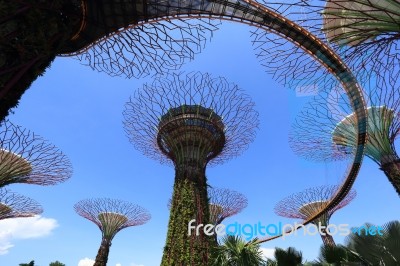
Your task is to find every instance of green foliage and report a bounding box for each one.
[0,1,80,121]
[273,247,303,266]
[19,261,34,266]
[211,235,266,265]
[161,172,215,265]
[316,244,366,266]
[319,245,348,264]
[345,220,400,265]
[287,220,400,266]
[50,261,65,266]
[265,258,278,266]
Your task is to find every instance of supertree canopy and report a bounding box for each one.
[289,82,400,196]
[123,72,258,265]
[250,0,400,94]
[208,187,248,244]
[207,187,248,226]
[0,120,72,187]
[74,198,151,266]
[275,185,356,247]
[321,0,400,47]
[0,188,43,220]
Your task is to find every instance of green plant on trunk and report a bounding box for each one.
[163,177,213,265]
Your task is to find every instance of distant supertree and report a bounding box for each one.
[123,72,258,265]
[0,120,72,187]
[275,185,357,247]
[74,198,151,266]
[207,187,248,226]
[251,0,400,93]
[0,188,43,220]
[167,187,248,225]
[167,186,248,242]
[208,187,248,243]
[289,82,400,196]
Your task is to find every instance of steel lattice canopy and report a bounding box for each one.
[332,106,395,164]
[0,149,33,179]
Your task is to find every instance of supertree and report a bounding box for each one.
[207,187,248,226]
[74,198,151,266]
[289,81,400,196]
[250,0,400,94]
[208,187,248,243]
[0,188,43,220]
[274,185,356,247]
[0,119,72,187]
[123,72,258,265]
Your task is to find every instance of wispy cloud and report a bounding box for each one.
[78,258,94,266]
[0,215,58,255]
[0,231,13,255]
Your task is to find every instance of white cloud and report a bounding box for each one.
[0,215,58,255]
[0,231,13,255]
[116,264,122,266]
[78,258,94,266]
[130,263,144,266]
[260,247,275,260]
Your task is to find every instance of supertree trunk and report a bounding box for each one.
[0,0,80,120]
[320,227,336,247]
[161,164,215,266]
[94,238,111,266]
[380,160,400,196]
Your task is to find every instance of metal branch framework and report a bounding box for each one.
[0,188,43,220]
[290,83,400,196]
[0,120,72,187]
[207,187,248,225]
[2,0,369,245]
[251,0,400,93]
[123,71,257,265]
[69,19,219,78]
[123,71,258,166]
[1,0,218,119]
[275,185,356,247]
[74,198,151,266]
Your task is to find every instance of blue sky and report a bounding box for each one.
[1,21,399,266]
